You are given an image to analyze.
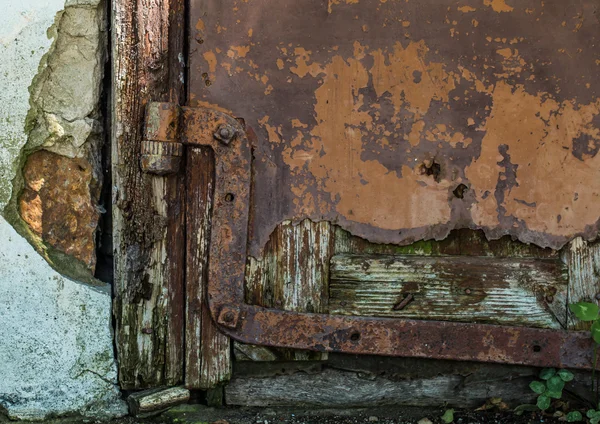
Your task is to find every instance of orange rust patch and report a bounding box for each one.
[277,42,458,230]
[227,45,251,58]
[483,0,514,13]
[466,82,600,236]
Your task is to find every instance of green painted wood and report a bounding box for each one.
[330,254,568,328]
[242,219,334,360]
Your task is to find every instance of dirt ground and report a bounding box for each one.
[4,405,565,424]
[0,403,575,424]
[158,405,561,424]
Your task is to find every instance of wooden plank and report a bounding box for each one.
[186,147,231,388]
[228,354,595,407]
[112,0,186,388]
[241,220,334,360]
[127,386,190,417]
[329,254,568,328]
[568,237,600,330]
[225,367,538,408]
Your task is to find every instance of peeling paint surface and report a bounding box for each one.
[190,0,600,255]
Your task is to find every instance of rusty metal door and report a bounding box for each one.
[153,0,600,388]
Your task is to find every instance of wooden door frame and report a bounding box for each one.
[111,0,188,389]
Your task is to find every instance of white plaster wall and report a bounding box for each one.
[0,0,64,207]
[0,0,126,419]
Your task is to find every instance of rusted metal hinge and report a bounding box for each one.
[141,101,598,371]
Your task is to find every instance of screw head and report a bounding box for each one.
[223,311,234,323]
[217,306,241,329]
[214,124,236,145]
[219,127,231,138]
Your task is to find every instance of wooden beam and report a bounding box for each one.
[111,0,186,388]
[330,254,568,328]
[127,386,190,417]
[185,147,231,388]
[226,365,538,408]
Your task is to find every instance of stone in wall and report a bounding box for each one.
[19,151,101,270]
[5,0,107,277]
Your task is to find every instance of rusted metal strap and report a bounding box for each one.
[216,304,595,370]
[143,102,598,371]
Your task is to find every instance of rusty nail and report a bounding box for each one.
[214,123,236,145]
[393,293,414,311]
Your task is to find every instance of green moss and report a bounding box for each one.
[392,240,436,255]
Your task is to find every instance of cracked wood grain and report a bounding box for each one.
[112,0,186,389]
[186,147,231,388]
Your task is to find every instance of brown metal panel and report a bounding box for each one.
[189,0,600,257]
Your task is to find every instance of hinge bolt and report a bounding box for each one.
[214,123,237,145]
[217,306,241,329]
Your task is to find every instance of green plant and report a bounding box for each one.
[569,302,600,344]
[529,368,574,411]
[440,409,454,423]
[587,407,600,424]
[514,302,600,421]
[570,301,600,398]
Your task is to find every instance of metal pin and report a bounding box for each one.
[393,293,414,311]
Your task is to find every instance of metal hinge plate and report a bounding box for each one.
[141,102,597,371]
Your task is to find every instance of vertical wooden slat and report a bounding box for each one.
[568,237,600,330]
[112,0,186,388]
[185,147,231,388]
[242,220,333,361]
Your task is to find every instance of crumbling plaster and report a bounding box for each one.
[0,0,125,419]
